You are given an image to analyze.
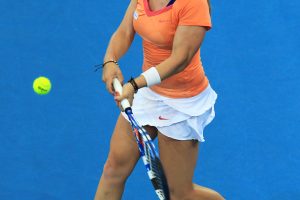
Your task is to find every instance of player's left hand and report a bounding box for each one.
[114,83,135,110]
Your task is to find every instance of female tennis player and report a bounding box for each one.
[95,0,224,199]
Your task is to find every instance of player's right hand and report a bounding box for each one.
[102,62,124,94]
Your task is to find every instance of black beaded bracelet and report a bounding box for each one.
[94,60,119,72]
[128,77,139,93]
[102,60,118,68]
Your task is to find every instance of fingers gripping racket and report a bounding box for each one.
[113,78,169,200]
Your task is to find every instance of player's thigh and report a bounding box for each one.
[105,114,157,176]
[158,133,199,196]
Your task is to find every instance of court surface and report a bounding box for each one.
[0,0,299,199]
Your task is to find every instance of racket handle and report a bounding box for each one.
[113,78,131,110]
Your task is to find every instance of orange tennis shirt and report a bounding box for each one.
[133,0,212,98]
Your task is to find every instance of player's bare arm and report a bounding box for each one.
[102,0,137,94]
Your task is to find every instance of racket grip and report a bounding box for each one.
[113,78,131,110]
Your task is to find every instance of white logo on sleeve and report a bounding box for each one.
[133,10,138,20]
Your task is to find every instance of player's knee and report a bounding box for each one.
[102,160,125,183]
[102,160,114,178]
[102,153,131,182]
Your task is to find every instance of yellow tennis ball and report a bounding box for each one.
[33,76,52,95]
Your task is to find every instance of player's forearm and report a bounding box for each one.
[156,52,191,81]
[155,26,206,81]
[104,30,135,62]
[133,54,189,90]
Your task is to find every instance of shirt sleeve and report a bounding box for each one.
[176,0,212,29]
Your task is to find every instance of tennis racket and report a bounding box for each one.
[113,78,169,200]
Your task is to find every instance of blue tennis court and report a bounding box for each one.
[0,0,299,199]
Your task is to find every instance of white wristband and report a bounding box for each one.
[141,67,161,87]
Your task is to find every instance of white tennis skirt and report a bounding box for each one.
[121,85,217,142]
